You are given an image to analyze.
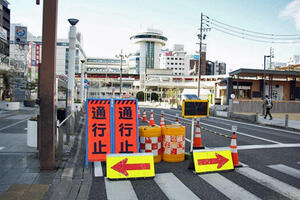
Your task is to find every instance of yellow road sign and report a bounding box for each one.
[107,153,155,179]
[193,150,234,173]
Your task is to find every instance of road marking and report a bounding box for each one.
[0,118,29,132]
[208,116,300,136]
[236,167,300,200]
[268,164,300,179]
[208,143,300,151]
[199,173,261,200]
[6,114,32,120]
[94,161,103,177]
[156,108,300,136]
[298,162,300,165]
[154,173,200,200]
[105,178,138,200]
[162,112,281,144]
[0,147,5,150]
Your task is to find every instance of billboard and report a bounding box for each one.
[15,26,27,45]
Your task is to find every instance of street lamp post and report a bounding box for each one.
[80,59,85,103]
[66,18,79,144]
[116,50,128,98]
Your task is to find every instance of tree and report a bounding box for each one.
[136,91,144,101]
[151,92,159,101]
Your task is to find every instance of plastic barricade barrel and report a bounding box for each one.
[139,126,162,163]
[162,125,185,162]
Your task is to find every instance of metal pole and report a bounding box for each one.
[263,56,266,115]
[197,12,203,98]
[120,50,123,98]
[66,19,79,144]
[39,0,58,170]
[190,118,195,152]
[80,60,85,103]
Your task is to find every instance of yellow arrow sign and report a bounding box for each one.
[193,150,234,173]
[107,153,155,179]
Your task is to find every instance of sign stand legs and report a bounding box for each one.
[190,118,195,153]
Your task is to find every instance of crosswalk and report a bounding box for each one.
[93,162,300,200]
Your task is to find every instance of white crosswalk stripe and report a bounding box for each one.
[268,164,300,179]
[154,173,201,200]
[236,167,300,200]
[199,173,261,200]
[97,163,300,200]
[94,161,103,177]
[105,178,138,200]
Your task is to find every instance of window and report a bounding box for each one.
[175,68,177,70]
[175,58,178,60]
[175,63,177,65]
[171,58,174,60]
[179,63,181,65]
[167,62,169,65]
[167,57,169,60]
[171,63,173,65]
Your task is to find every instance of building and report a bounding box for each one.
[0,0,9,58]
[288,55,300,65]
[217,68,300,105]
[10,25,86,76]
[214,61,226,75]
[76,57,133,98]
[206,60,214,75]
[130,28,167,90]
[160,44,189,76]
[189,52,207,76]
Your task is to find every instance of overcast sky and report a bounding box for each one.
[9,0,300,72]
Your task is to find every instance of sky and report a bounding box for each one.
[8,0,300,72]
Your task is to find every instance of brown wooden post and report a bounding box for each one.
[39,0,58,170]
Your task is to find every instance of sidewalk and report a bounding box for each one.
[233,112,300,130]
[0,107,83,200]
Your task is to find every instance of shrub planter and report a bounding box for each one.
[27,119,37,147]
[4,101,20,110]
[24,100,36,107]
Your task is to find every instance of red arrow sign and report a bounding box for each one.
[111,158,151,176]
[197,153,229,169]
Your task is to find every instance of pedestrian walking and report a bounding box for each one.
[263,95,273,120]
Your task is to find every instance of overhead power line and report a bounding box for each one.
[202,15,300,44]
[208,21,300,40]
[210,26,300,44]
[205,15,300,37]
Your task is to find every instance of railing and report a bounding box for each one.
[56,113,72,162]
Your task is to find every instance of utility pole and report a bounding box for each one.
[39,0,58,170]
[197,12,203,98]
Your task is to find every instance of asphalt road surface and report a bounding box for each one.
[90,107,300,200]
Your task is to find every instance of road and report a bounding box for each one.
[90,107,300,200]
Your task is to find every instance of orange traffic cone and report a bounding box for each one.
[175,113,179,125]
[230,127,241,167]
[160,111,165,127]
[138,109,141,120]
[149,109,155,126]
[193,119,204,149]
[142,110,147,122]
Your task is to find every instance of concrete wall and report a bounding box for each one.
[231,100,300,113]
